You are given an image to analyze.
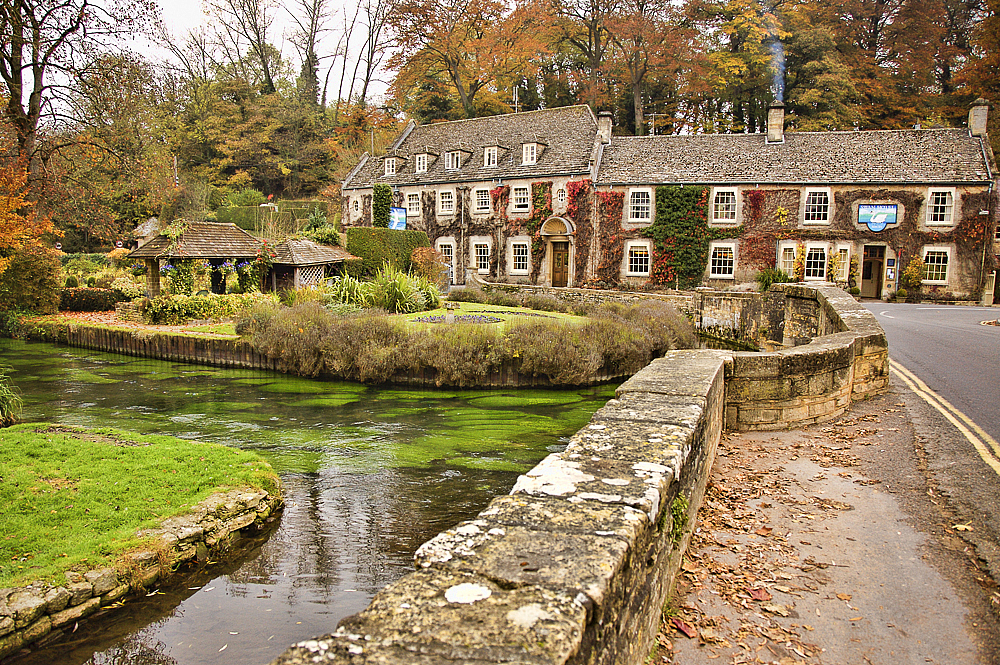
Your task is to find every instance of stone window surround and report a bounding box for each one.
[522,143,537,165]
[484,146,498,168]
[508,236,531,275]
[710,187,740,225]
[708,241,736,279]
[406,192,420,216]
[470,236,492,274]
[624,239,653,277]
[922,245,951,284]
[511,186,531,213]
[383,158,396,177]
[778,242,796,275]
[473,188,492,214]
[801,187,833,225]
[438,189,456,215]
[627,187,654,225]
[925,187,957,226]
[834,244,851,282]
[415,154,428,173]
[803,242,828,281]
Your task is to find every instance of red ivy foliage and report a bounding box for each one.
[595,190,625,283]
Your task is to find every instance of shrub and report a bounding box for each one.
[408,325,506,386]
[111,278,144,300]
[755,268,791,292]
[59,288,127,312]
[65,275,79,288]
[483,291,521,308]
[520,293,569,313]
[106,248,131,268]
[302,225,341,246]
[0,369,22,427]
[372,183,392,228]
[86,276,97,288]
[282,285,331,307]
[507,322,602,384]
[321,314,410,382]
[0,244,62,314]
[142,292,277,324]
[900,258,925,293]
[411,247,449,289]
[369,264,428,313]
[445,288,486,304]
[328,274,374,308]
[345,228,430,277]
[227,188,267,207]
[895,288,908,302]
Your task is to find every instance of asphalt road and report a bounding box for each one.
[864,301,1000,581]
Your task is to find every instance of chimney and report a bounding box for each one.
[597,111,613,144]
[969,98,990,137]
[767,102,785,143]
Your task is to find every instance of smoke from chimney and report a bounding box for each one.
[770,40,785,104]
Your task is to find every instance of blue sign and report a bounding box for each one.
[389,207,407,230]
[859,204,898,232]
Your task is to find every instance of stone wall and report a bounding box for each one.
[0,489,282,660]
[271,283,887,665]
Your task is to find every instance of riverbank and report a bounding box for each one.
[0,424,283,660]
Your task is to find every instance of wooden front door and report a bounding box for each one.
[861,245,884,298]
[552,242,569,287]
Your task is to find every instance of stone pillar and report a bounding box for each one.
[145,259,160,297]
[597,111,613,144]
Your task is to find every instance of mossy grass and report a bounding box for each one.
[0,424,279,588]
[402,301,584,329]
[180,323,238,336]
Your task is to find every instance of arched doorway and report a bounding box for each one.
[540,217,574,287]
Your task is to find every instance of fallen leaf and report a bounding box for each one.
[954,524,973,532]
[749,588,772,601]
[849,616,863,622]
[761,603,790,617]
[837,593,852,601]
[670,617,698,638]
[755,526,773,536]
[219,644,228,652]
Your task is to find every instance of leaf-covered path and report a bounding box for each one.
[655,389,1000,665]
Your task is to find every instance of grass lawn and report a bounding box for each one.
[181,322,238,336]
[401,301,586,329]
[0,424,279,588]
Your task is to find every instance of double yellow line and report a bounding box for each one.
[891,359,1000,476]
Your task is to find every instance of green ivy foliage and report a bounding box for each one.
[372,184,392,228]
[0,244,62,314]
[345,228,431,276]
[643,186,742,288]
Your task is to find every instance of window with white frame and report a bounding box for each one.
[927,189,955,225]
[780,246,796,275]
[629,189,652,223]
[415,154,427,173]
[522,143,537,165]
[439,190,455,214]
[484,146,498,167]
[556,189,567,207]
[474,189,492,213]
[437,241,455,284]
[804,245,827,280]
[836,247,850,281]
[712,188,738,223]
[512,186,530,212]
[384,158,396,176]
[445,151,461,170]
[511,242,529,273]
[922,247,950,283]
[353,199,359,212]
[474,243,490,273]
[709,243,736,278]
[803,189,831,224]
[626,242,651,276]
[407,193,420,216]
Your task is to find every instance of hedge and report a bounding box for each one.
[141,292,278,325]
[59,288,130,312]
[345,228,431,277]
[217,203,332,232]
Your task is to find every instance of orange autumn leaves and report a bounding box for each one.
[0,159,56,277]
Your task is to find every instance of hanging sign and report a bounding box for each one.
[859,204,898,232]
[389,207,407,230]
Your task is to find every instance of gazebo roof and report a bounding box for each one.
[272,238,359,266]
[128,221,263,259]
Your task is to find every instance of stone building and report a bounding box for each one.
[341,101,998,302]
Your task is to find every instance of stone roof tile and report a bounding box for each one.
[597,129,992,185]
[128,221,262,259]
[272,239,358,265]
[344,106,598,189]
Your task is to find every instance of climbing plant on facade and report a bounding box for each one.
[594,190,626,284]
[372,184,392,227]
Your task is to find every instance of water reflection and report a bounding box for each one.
[0,340,614,665]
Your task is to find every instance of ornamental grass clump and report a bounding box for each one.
[320,314,410,382]
[408,325,508,386]
[0,369,22,427]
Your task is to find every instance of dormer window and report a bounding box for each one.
[445,151,462,170]
[484,146,498,167]
[415,154,427,173]
[522,143,537,165]
[384,158,396,176]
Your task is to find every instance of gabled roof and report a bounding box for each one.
[597,129,993,185]
[127,221,263,259]
[272,239,359,266]
[343,106,599,189]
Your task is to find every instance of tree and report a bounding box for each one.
[0,154,55,277]
[0,0,156,172]
[208,0,281,94]
[388,0,552,118]
[551,0,619,107]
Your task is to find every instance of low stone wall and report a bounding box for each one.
[0,489,282,660]
[478,281,693,311]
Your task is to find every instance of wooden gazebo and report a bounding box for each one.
[127,220,264,296]
[268,238,359,292]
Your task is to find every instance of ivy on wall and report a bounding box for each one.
[567,180,593,281]
[642,186,739,288]
[594,190,626,284]
[372,184,391,228]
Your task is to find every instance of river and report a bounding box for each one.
[0,339,615,665]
